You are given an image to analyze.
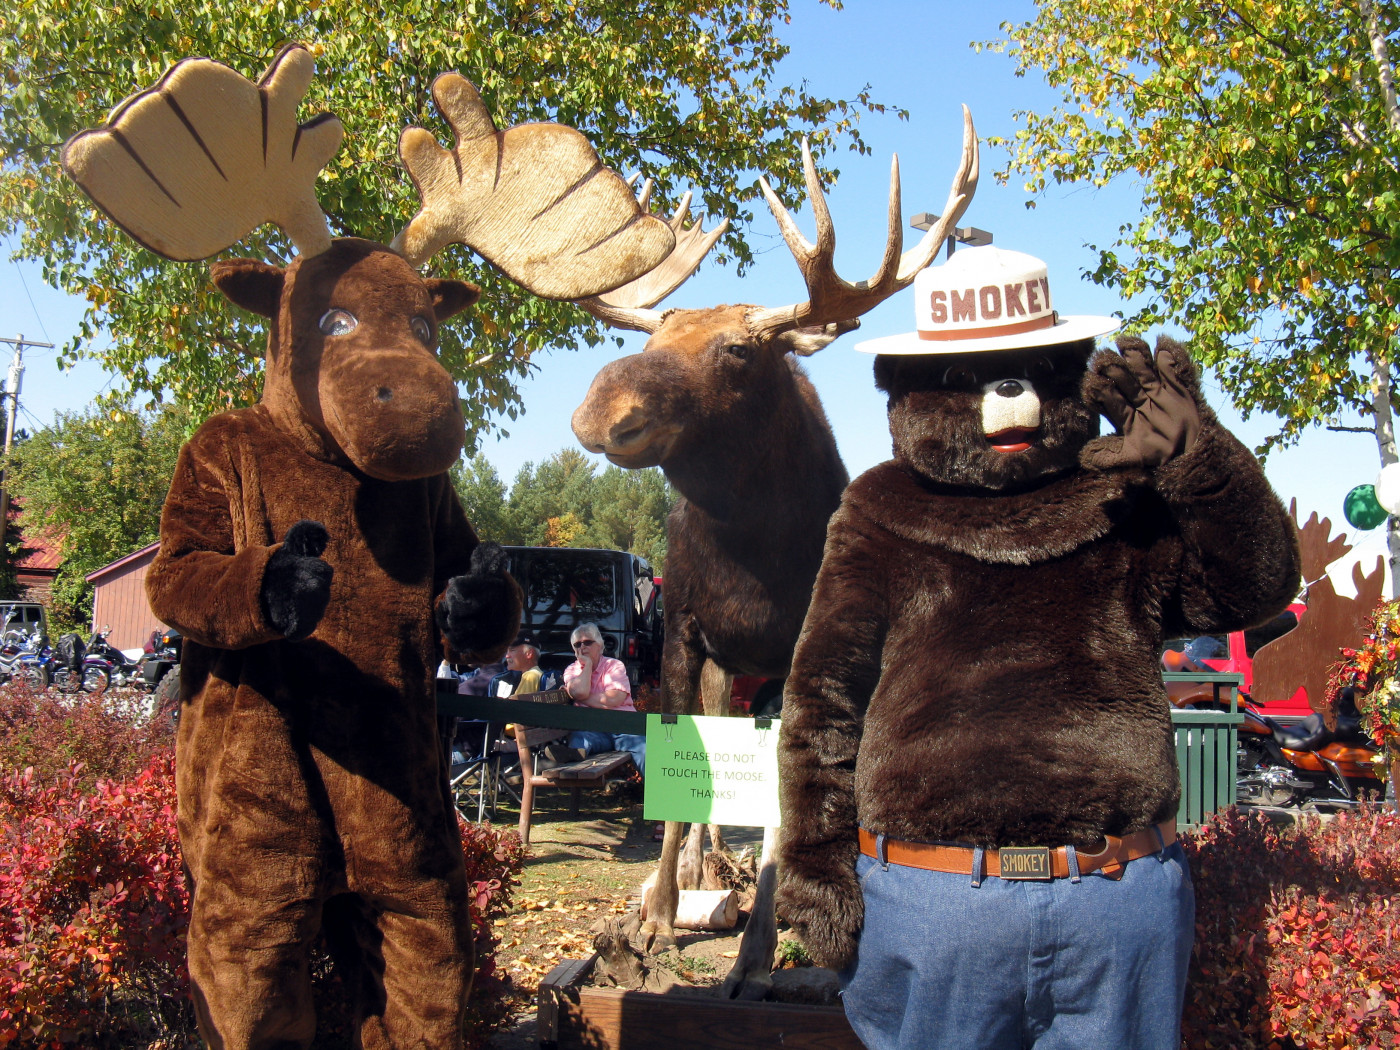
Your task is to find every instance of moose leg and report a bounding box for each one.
[677,822,706,891]
[698,659,735,862]
[641,819,683,954]
[720,823,779,1001]
[642,616,706,955]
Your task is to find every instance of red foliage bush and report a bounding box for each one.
[0,755,192,1048]
[0,682,173,790]
[0,681,527,1048]
[1183,806,1400,1050]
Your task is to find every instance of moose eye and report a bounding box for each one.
[1023,355,1054,381]
[726,343,752,360]
[941,364,978,389]
[318,309,358,336]
[411,316,433,345]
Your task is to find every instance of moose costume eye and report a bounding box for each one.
[411,316,433,345]
[318,308,358,336]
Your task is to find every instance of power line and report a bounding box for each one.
[4,237,54,345]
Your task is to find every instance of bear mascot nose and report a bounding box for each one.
[995,379,1025,398]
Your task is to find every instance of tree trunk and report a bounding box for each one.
[1370,349,1399,598]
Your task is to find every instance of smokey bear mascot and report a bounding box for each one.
[776,245,1299,1050]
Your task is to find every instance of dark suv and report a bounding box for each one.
[502,546,662,690]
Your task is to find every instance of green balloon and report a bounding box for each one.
[1344,484,1388,530]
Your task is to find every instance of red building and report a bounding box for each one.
[86,542,168,652]
[13,525,61,605]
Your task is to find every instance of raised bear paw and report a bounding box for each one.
[437,541,515,656]
[261,520,333,641]
[1081,335,1204,471]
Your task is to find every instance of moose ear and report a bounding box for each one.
[426,278,481,322]
[774,318,861,358]
[211,259,285,318]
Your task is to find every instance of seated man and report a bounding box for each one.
[556,622,645,775]
[488,631,559,697]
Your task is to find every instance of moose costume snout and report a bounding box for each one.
[215,239,477,481]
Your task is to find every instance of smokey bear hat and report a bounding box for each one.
[855,245,1120,355]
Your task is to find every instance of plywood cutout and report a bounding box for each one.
[1251,500,1384,714]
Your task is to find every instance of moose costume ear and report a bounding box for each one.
[426,278,480,322]
[211,259,286,319]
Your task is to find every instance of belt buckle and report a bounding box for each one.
[998,846,1054,880]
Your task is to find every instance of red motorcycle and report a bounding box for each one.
[1164,646,1383,807]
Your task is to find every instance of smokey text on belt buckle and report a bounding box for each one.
[998,846,1053,880]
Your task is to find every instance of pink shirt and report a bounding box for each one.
[562,655,635,711]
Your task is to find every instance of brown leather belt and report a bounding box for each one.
[858,821,1177,881]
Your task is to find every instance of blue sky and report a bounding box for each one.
[0,0,1387,573]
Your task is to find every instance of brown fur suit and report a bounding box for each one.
[147,238,521,1049]
[776,335,1299,971]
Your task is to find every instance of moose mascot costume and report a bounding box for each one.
[61,45,673,1049]
[776,246,1300,1050]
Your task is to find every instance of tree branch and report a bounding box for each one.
[1360,0,1400,136]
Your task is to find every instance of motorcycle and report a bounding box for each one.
[78,626,146,692]
[138,628,182,692]
[1164,644,1384,807]
[0,628,54,689]
[48,631,113,694]
[1235,688,1383,807]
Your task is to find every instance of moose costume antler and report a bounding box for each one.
[62,44,673,297]
[62,45,343,260]
[59,44,677,1050]
[393,74,674,297]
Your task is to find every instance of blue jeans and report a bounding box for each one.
[842,841,1194,1050]
[567,730,646,776]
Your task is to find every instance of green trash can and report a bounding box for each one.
[1164,672,1244,831]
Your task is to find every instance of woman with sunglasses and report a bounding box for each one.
[557,622,646,774]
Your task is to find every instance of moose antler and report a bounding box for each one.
[573,182,730,333]
[744,106,979,338]
[62,44,343,260]
[392,74,675,300]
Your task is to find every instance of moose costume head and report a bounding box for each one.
[775,245,1300,1049]
[62,45,673,1049]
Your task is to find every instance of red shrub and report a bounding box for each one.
[0,683,173,791]
[0,755,192,1048]
[1183,806,1400,1050]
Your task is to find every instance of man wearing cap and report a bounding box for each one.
[489,631,557,698]
[775,246,1299,1049]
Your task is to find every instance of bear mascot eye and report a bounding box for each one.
[411,316,433,345]
[941,363,978,390]
[1023,354,1054,381]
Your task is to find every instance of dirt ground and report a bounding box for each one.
[481,782,767,1050]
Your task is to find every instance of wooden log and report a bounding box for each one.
[639,875,738,930]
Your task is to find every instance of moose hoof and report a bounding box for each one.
[639,921,677,955]
[720,962,774,1002]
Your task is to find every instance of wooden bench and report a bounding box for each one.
[436,689,646,844]
[514,726,636,843]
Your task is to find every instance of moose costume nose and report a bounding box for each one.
[995,380,1025,398]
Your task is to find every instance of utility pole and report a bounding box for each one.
[0,335,52,555]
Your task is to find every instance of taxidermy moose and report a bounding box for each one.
[62,45,672,1049]
[570,111,978,998]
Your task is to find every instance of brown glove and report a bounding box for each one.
[1080,336,1203,471]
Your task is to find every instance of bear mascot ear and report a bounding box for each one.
[211,259,286,319]
[426,278,481,322]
